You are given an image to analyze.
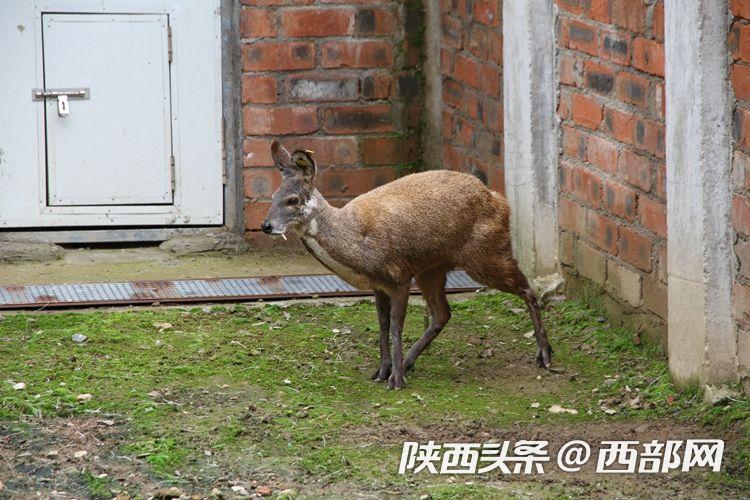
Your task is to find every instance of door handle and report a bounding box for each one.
[32,88,90,117]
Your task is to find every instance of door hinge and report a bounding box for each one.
[170,155,176,194]
[167,25,173,63]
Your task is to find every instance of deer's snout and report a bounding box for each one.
[260,221,273,234]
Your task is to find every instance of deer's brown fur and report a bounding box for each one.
[262,141,552,389]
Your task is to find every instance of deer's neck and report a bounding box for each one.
[295,190,371,288]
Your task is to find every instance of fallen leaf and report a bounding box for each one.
[73,450,88,458]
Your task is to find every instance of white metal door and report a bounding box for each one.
[43,13,173,206]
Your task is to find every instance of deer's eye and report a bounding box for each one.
[286,197,300,206]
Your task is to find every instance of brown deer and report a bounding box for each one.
[261,141,552,390]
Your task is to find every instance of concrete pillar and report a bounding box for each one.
[503,0,559,279]
[665,0,738,387]
[422,0,442,171]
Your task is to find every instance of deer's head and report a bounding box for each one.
[260,141,317,237]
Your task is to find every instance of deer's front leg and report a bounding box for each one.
[387,284,410,390]
[371,290,392,382]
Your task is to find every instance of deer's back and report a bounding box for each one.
[340,170,509,279]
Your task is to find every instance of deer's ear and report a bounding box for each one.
[271,140,296,178]
[292,150,316,184]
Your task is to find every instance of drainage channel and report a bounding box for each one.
[0,271,483,310]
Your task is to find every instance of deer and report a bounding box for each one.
[261,141,553,390]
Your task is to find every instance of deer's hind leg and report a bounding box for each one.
[404,266,452,373]
[463,254,553,369]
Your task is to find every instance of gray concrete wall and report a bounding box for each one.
[665,0,738,388]
[503,0,559,279]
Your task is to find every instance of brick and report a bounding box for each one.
[600,29,631,66]
[736,239,750,280]
[632,37,665,77]
[243,107,318,136]
[322,41,393,68]
[603,180,637,222]
[559,230,575,265]
[474,0,501,26]
[244,168,281,198]
[559,196,587,235]
[584,60,614,94]
[642,278,667,319]
[242,0,312,4]
[362,136,419,165]
[443,143,467,172]
[243,42,315,71]
[556,0,582,15]
[567,20,599,57]
[654,161,666,200]
[441,14,462,49]
[575,241,607,285]
[735,107,750,150]
[361,73,393,100]
[559,53,584,87]
[653,2,664,40]
[603,107,636,144]
[635,119,666,158]
[638,197,667,237]
[729,22,750,62]
[355,8,395,35]
[240,8,277,38]
[734,194,750,235]
[611,0,646,33]
[735,283,750,323]
[479,64,502,97]
[321,167,396,196]
[247,136,359,168]
[606,260,642,307]
[245,201,272,231]
[562,162,603,207]
[571,93,603,130]
[619,226,652,271]
[657,245,668,283]
[733,150,750,191]
[467,25,489,59]
[286,75,358,102]
[615,71,649,109]
[732,64,750,101]
[562,125,588,161]
[731,0,750,19]
[322,104,394,134]
[558,89,572,120]
[587,135,618,173]
[589,0,610,23]
[454,55,482,89]
[280,8,353,37]
[618,149,652,192]
[587,210,619,254]
[242,75,278,104]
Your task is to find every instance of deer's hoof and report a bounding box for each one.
[371,363,392,382]
[387,373,406,390]
[536,344,553,370]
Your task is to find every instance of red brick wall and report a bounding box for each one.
[730,1,750,363]
[240,0,423,233]
[556,0,667,336]
[439,0,503,192]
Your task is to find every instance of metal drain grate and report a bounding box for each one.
[0,271,482,309]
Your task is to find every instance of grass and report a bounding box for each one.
[0,292,747,497]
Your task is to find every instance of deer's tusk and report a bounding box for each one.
[281,232,288,241]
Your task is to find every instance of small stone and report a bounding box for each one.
[152,487,184,499]
[210,488,223,498]
[548,404,578,415]
[153,322,172,332]
[148,390,162,398]
[73,450,88,458]
[72,333,87,343]
[510,308,526,315]
[603,379,617,387]
[278,489,297,498]
[256,485,272,496]
[76,393,93,402]
[283,379,292,385]
[604,409,617,415]
[46,450,59,457]
[480,348,493,358]
[12,382,26,390]
[635,424,649,434]
[204,450,212,456]
[331,328,341,333]
[99,419,115,426]
[230,485,249,497]
[523,330,535,339]
[530,402,540,409]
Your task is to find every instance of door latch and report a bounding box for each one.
[32,88,90,116]
[57,95,69,117]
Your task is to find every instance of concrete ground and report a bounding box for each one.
[0,246,327,286]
